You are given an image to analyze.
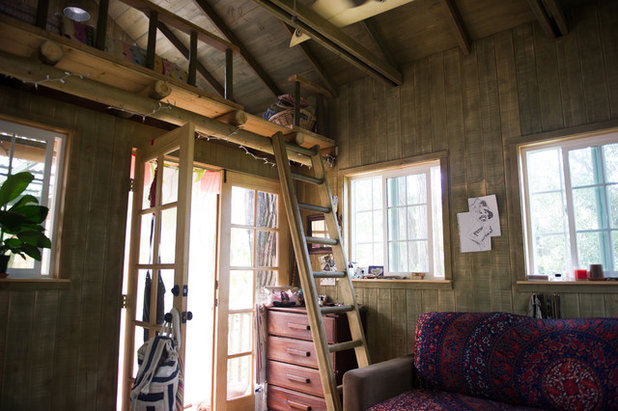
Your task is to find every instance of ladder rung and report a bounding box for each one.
[313,271,346,278]
[320,305,354,315]
[285,143,318,157]
[328,339,363,353]
[298,202,331,213]
[306,236,338,246]
[291,172,323,185]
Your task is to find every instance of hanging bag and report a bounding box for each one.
[131,309,181,411]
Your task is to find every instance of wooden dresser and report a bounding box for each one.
[266,306,366,411]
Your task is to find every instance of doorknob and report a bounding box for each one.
[171,285,180,296]
[182,311,193,323]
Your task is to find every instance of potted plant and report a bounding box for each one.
[0,172,52,276]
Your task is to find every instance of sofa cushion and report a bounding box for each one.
[413,312,617,410]
[367,388,542,410]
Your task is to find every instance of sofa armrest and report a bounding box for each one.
[343,354,415,411]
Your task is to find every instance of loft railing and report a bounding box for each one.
[33,0,239,100]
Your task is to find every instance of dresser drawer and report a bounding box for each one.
[268,310,336,342]
[267,360,323,397]
[268,385,327,411]
[268,335,328,368]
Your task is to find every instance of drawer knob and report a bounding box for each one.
[287,373,310,384]
[287,348,311,357]
[288,322,310,331]
[287,399,311,410]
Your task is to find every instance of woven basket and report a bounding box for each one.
[268,108,315,130]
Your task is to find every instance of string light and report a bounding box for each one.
[22,71,90,90]
[106,101,173,122]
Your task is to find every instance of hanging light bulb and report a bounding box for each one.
[63,1,91,22]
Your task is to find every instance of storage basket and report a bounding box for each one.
[268,108,315,130]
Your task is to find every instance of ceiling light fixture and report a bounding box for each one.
[63,1,91,22]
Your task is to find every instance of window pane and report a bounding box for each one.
[406,205,428,240]
[373,210,383,242]
[256,270,277,290]
[387,207,407,241]
[139,213,154,264]
[228,313,252,355]
[355,211,373,242]
[230,228,253,266]
[431,166,445,277]
[229,270,253,310]
[569,147,596,187]
[256,230,277,267]
[388,242,407,272]
[159,207,177,264]
[527,148,562,192]
[142,160,156,210]
[573,187,603,231]
[613,231,618,269]
[372,177,382,209]
[231,186,254,226]
[161,163,179,205]
[355,243,372,268]
[533,234,568,275]
[227,355,252,399]
[408,241,428,272]
[577,232,603,269]
[256,191,277,228]
[609,185,618,228]
[387,176,406,207]
[158,270,174,319]
[353,178,373,211]
[530,192,566,234]
[603,143,618,183]
[406,173,426,205]
[373,243,384,265]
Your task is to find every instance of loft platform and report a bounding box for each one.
[0,15,337,157]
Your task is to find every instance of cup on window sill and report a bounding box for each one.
[588,264,604,280]
[574,269,588,280]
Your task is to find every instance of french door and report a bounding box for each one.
[214,171,289,410]
[121,123,195,410]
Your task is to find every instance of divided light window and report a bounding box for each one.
[348,160,445,279]
[519,133,618,280]
[0,119,65,277]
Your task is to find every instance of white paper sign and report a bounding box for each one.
[458,194,501,253]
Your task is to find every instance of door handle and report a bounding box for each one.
[286,374,310,384]
[287,400,311,410]
[287,348,310,357]
[287,322,310,331]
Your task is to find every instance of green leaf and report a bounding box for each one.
[9,205,49,224]
[21,244,41,261]
[0,172,34,206]
[9,194,39,211]
[0,211,29,233]
[17,230,51,248]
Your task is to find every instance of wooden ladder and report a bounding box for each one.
[272,133,370,411]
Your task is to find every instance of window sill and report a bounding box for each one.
[0,277,70,289]
[516,280,618,293]
[352,279,452,290]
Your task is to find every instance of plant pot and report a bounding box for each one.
[0,254,9,275]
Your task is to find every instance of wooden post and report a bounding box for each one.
[146,10,158,70]
[224,48,233,100]
[188,30,198,86]
[35,0,50,29]
[294,80,301,127]
[95,0,109,51]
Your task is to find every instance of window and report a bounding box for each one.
[519,132,618,280]
[0,119,65,277]
[347,160,445,279]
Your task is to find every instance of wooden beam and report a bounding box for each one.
[95,0,110,50]
[188,30,198,86]
[288,74,333,99]
[156,21,225,97]
[0,50,312,166]
[362,18,398,67]
[441,0,471,54]
[255,0,402,86]
[39,40,63,65]
[541,0,568,36]
[193,0,281,98]
[527,0,558,37]
[145,10,158,69]
[139,80,172,100]
[225,48,233,101]
[282,23,337,98]
[117,0,239,53]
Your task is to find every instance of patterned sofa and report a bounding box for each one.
[343,312,617,410]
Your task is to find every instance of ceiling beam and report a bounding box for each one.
[193,0,282,98]
[527,0,567,37]
[156,21,225,97]
[254,0,402,86]
[441,0,471,54]
[362,18,397,68]
[282,23,337,98]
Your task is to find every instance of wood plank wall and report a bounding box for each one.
[0,84,276,409]
[311,1,618,363]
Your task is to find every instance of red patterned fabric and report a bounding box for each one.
[411,312,618,411]
[367,388,541,411]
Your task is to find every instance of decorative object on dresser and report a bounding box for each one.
[266,305,367,411]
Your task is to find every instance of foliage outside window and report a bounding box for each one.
[519,133,618,280]
[347,160,445,278]
[0,119,65,277]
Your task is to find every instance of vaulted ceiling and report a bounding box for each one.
[5,0,596,116]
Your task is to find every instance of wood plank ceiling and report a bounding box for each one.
[103,0,589,115]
